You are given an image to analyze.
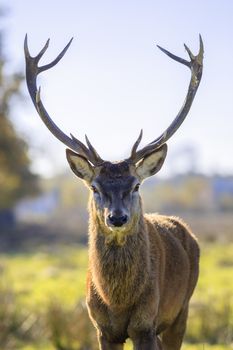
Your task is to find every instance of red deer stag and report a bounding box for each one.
[24,35,203,350]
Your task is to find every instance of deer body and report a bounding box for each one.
[85,161,199,349]
[24,36,203,349]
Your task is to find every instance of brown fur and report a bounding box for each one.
[66,152,200,350]
[87,208,199,350]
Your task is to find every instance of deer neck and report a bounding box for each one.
[88,197,151,307]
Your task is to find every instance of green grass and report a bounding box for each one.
[0,245,87,309]
[0,242,232,349]
[197,243,233,297]
[186,243,233,345]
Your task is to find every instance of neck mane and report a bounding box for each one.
[88,198,150,307]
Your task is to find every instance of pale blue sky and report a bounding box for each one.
[3,0,233,177]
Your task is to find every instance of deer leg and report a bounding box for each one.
[127,288,161,349]
[161,306,189,350]
[98,332,124,350]
[128,328,162,350]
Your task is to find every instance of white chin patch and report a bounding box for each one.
[109,225,127,232]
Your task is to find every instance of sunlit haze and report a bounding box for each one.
[3,0,233,177]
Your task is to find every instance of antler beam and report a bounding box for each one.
[128,35,204,163]
[24,35,203,166]
[24,35,103,166]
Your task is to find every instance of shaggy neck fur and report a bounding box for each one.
[88,196,151,308]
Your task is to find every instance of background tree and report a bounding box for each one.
[0,27,39,212]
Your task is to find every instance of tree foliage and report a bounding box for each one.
[0,29,38,209]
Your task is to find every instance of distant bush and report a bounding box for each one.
[186,293,233,345]
[0,284,97,350]
[46,300,98,350]
[0,285,41,349]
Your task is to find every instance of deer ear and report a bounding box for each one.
[135,144,167,181]
[66,149,94,183]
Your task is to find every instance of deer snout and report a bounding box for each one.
[107,214,128,227]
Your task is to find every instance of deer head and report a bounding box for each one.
[24,35,203,241]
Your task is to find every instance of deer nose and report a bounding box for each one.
[108,214,128,227]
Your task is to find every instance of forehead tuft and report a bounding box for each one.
[99,161,131,178]
[94,161,137,192]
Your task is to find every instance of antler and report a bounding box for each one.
[128,35,204,163]
[24,35,104,166]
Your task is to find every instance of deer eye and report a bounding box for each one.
[133,184,140,192]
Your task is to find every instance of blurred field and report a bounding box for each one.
[0,237,232,349]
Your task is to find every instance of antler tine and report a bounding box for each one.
[38,38,73,74]
[24,35,102,165]
[85,135,104,164]
[24,34,50,62]
[197,34,204,64]
[156,45,190,68]
[128,36,204,164]
[130,129,143,158]
[24,34,32,59]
